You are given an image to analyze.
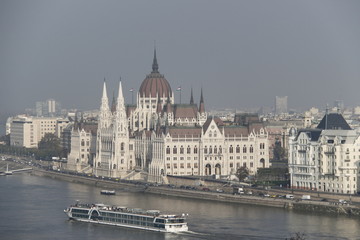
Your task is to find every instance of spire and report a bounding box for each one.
[156,94,162,113]
[166,95,172,113]
[117,80,125,109]
[100,80,110,112]
[102,79,108,100]
[111,91,116,113]
[190,87,194,104]
[199,88,205,113]
[152,47,159,73]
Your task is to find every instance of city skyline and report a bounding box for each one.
[1,0,360,116]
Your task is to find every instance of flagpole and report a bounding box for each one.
[176,86,182,104]
[130,88,134,105]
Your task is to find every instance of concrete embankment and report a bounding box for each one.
[145,186,288,208]
[31,169,146,192]
[30,168,360,217]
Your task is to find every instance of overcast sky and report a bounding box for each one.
[1,0,360,117]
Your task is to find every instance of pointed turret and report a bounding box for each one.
[199,88,205,113]
[152,47,159,73]
[190,87,194,104]
[117,80,125,107]
[100,80,110,112]
[99,79,111,128]
[166,95,172,113]
[156,94,162,113]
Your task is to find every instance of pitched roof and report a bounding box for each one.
[173,104,198,119]
[203,117,224,132]
[223,126,249,137]
[166,126,202,138]
[316,113,351,130]
[295,129,322,141]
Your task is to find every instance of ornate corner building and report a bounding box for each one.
[288,112,360,193]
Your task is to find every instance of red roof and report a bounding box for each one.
[139,72,172,98]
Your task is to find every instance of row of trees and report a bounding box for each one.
[0,133,65,160]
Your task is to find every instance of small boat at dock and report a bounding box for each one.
[100,190,116,195]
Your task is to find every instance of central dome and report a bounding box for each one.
[139,49,172,98]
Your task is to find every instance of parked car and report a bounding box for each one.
[286,194,294,199]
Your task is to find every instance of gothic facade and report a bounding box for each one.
[93,50,269,182]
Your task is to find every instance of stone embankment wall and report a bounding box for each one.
[32,169,145,192]
[292,202,360,216]
[145,186,288,208]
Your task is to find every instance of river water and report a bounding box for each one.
[1,174,360,240]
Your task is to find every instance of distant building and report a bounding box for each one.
[334,100,344,111]
[288,112,359,193]
[275,96,288,115]
[36,99,61,117]
[10,115,69,148]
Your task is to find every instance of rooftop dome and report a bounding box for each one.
[139,49,172,98]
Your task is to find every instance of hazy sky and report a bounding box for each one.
[1,0,360,116]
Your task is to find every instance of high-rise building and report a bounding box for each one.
[275,96,288,115]
[35,99,61,117]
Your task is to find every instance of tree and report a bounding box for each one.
[36,133,63,160]
[273,141,286,161]
[236,166,249,182]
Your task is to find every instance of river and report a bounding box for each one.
[1,173,360,239]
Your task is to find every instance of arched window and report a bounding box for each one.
[250,145,254,153]
[215,163,221,175]
[121,142,125,151]
[219,146,222,154]
[194,146,198,154]
[81,140,85,147]
[173,146,177,154]
[260,158,265,168]
[204,146,208,154]
[187,146,191,154]
[214,146,217,154]
[205,164,212,176]
[166,146,170,154]
[243,145,247,153]
[236,145,240,153]
[229,145,233,153]
[209,146,212,154]
[180,146,184,154]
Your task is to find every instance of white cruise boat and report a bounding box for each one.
[64,202,188,233]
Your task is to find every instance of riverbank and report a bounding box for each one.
[29,168,360,217]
